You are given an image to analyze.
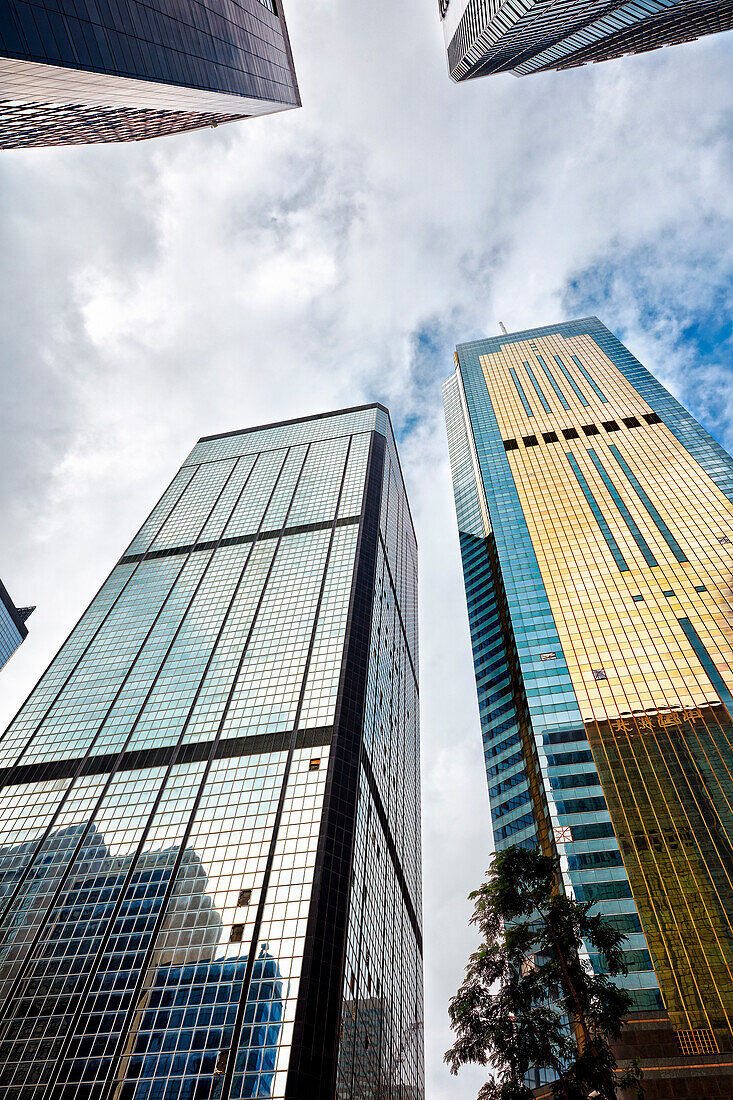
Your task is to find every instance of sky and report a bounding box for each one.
[0,2,733,1097]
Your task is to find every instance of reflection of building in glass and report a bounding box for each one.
[0,821,281,1098]
[123,949,282,1100]
[444,317,733,1097]
[0,406,423,1099]
[0,0,299,148]
[0,576,32,671]
[440,0,733,79]
[338,995,423,1100]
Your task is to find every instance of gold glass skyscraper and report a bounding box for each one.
[444,317,733,1096]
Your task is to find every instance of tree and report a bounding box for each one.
[445,845,643,1100]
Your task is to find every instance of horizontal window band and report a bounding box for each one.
[0,727,333,788]
[120,516,361,564]
[495,810,536,842]
[501,418,647,451]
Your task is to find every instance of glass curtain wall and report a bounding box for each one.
[0,404,423,1100]
[444,318,733,1091]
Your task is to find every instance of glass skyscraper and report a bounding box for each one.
[0,577,32,672]
[0,0,299,148]
[0,405,423,1100]
[444,317,733,1095]
[440,0,733,79]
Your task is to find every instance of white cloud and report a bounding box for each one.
[0,2,732,1096]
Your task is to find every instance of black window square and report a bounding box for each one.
[562,428,579,440]
[542,431,559,443]
[602,420,621,432]
[523,435,538,447]
[643,413,662,424]
[582,424,599,436]
[503,438,518,451]
[622,416,641,428]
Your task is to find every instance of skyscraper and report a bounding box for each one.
[444,317,733,1096]
[440,0,733,79]
[0,405,423,1100]
[0,577,32,672]
[0,0,299,148]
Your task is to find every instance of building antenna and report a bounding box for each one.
[499,321,508,335]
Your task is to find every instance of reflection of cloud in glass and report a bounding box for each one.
[0,823,282,1098]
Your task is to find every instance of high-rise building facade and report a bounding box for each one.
[444,317,733,1095]
[0,405,423,1100]
[0,577,32,671]
[440,0,733,79]
[0,0,299,148]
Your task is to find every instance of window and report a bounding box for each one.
[694,585,707,592]
[582,424,599,436]
[238,889,252,906]
[520,954,536,976]
[676,1030,718,1055]
[215,1050,228,1076]
[663,590,674,597]
[309,758,321,771]
[592,669,607,681]
[632,595,644,603]
[542,431,559,443]
[562,428,579,440]
[622,416,641,428]
[230,924,244,943]
[522,435,538,447]
[602,420,621,432]
[643,412,662,424]
[503,438,518,451]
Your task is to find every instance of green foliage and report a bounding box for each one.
[445,845,643,1100]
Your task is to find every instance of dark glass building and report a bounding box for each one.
[0,0,299,147]
[444,318,733,1096]
[440,0,733,78]
[0,577,32,672]
[0,405,424,1099]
